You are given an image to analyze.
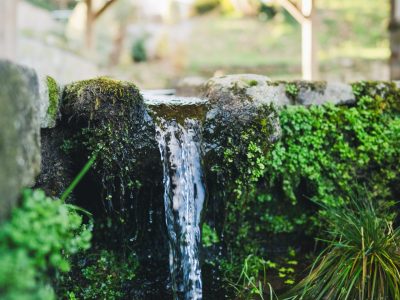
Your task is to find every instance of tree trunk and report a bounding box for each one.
[0,0,18,61]
[390,0,400,79]
[108,23,126,67]
[85,0,94,50]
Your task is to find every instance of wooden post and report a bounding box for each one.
[276,0,318,80]
[0,0,18,61]
[301,0,318,80]
[390,0,400,79]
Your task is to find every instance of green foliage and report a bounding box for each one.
[0,189,92,300]
[285,83,298,99]
[202,223,219,247]
[261,82,400,234]
[131,38,147,63]
[223,252,298,300]
[215,81,400,297]
[215,104,278,255]
[59,250,138,300]
[229,255,270,300]
[287,196,400,300]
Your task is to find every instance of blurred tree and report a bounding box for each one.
[108,0,136,66]
[230,0,260,16]
[390,0,400,79]
[84,0,118,49]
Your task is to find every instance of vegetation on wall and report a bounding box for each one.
[207,81,400,297]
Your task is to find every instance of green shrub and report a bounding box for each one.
[193,0,220,14]
[59,250,139,300]
[287,196,400,300]
[215,82,400,296]
[202,223,219,247]
[0,189,92,299]
[260,86,400,234]
[131,38,147,63]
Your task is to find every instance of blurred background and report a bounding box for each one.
[0,0,394,88]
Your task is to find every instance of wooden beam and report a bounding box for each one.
[277,0,306,24]
[94,0,117,20]
[301,0,318,80]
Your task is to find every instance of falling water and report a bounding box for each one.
[156,118,205,300]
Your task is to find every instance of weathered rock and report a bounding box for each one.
[0,60,41,221]
[295,81,355,106]
[144,93,208,124]
[203,74,356,108]
[203,74,292,107]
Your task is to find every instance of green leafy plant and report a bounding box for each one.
[285,83,299,99]
[287,196,400,300]
[215,82,400,297]
[0,189,92,300]
[260,83,400,234]
[202,223,219,247]
[60,250,138,300]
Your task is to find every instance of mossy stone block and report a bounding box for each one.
[0,60,41,221]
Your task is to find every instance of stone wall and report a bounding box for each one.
[0,60,54,221]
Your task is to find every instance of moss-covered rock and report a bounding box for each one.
[203,75,356,108]
[0,60,41,221]
[60,77,151,209]
[144,94,208,124]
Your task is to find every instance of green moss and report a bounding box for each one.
[246,79,258,87]
[148,103,208,125]
[63,77,142,114]
[46,76,59,120]
[61,77,145,211]
[204,103,278,256]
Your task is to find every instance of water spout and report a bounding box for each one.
[156,118,205,300]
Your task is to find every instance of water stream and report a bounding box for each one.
[156,118,205,300]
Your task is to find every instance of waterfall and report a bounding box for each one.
[156,118,205,300]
